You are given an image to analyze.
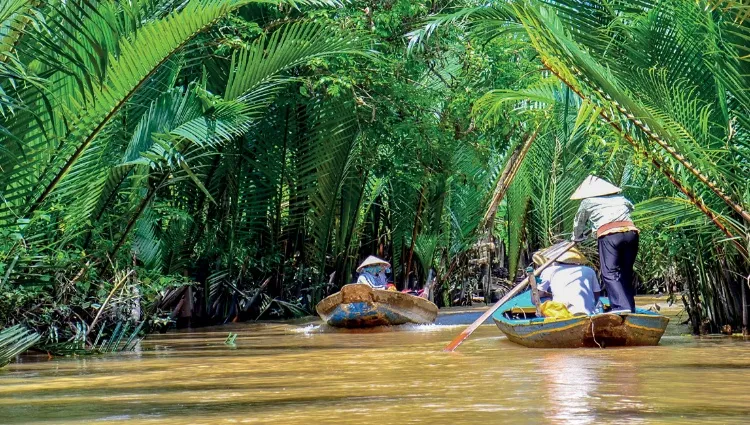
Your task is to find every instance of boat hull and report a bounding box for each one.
[492,292,669,348]
[316,284,438,328]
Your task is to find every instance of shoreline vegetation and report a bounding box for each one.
[1,0,748,365]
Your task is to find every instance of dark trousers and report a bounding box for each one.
[598,231,639,312]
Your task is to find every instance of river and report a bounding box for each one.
[1,298,749,424]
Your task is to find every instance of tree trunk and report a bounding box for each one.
[482,128,540,230]
[743,273,748,336]
[426,268,435,302]
[404,183,426,290]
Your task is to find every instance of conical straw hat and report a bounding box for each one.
[357,255,390,272]
[533,246,588,266]
[570,175,621,200]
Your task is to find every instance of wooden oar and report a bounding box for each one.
[443,241,576,352]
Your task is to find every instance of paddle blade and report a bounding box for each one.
[444,329,472,352]
[443,292,514,352]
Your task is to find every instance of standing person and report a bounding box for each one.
[356,256,390,289]
[571,175,639,312]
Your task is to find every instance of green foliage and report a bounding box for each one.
[3,0,533,344]
[0,0,378,348]
[4,0,746,347]
[416,0,750,331]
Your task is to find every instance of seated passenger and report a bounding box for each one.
[356,256,390,290]
[533,247,601,315]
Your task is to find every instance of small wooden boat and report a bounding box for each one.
[492,291,669,348]
[316,283,438,328]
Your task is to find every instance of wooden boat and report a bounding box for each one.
[492,291,669,348]
[316,283,438,328]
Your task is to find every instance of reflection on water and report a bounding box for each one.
[1,304,750,424]
[541,353,599,425]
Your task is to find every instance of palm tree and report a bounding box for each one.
[0,0,372,329]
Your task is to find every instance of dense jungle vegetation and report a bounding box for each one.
[1,0,748,359]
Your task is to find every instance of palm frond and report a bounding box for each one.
[0,0,267,227]
[0,324,39,367]
[407,4,519,54]
[300,99,359,271]
[225,20,372,103]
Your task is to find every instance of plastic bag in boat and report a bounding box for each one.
[539,301,574,320]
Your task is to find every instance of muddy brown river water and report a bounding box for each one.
[1,299,749,424]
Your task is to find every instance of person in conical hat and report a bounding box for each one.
[356,256,390,289]
[571,175,639,313]
[532,246,601,315]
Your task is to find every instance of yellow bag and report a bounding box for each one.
[539,300,574,321]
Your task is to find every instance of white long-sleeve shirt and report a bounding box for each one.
[573,194,634,240]
[538,264,601,315]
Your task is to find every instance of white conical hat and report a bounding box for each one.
[570,175,621,200]
[357,255,390,272]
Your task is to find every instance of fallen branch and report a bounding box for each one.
[86,270,135,338]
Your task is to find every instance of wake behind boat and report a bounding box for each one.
[492,291,669,348]
[316,284,438,328]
